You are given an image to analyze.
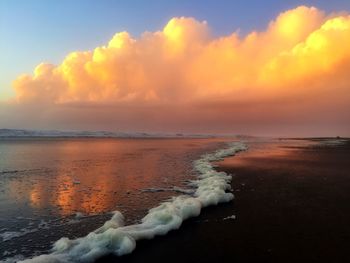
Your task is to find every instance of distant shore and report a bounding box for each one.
[97,138,350,263]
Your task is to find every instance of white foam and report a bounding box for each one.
[18,142,247,263]
[1,215,92,244]
[318,139,348,146]
[172,186,195,195]
[1,231,27,242]
[223,215,236,220]
[1,254,25,263]
[0,221,49,242]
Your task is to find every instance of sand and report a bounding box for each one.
[97,139,350,263]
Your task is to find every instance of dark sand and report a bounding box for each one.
[97,139,350,263]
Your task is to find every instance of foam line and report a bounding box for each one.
[318,139,348,146]
[19,142,247,263]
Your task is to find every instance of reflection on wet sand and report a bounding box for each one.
[0,138,228,262]
[220,139,317,168]
[2,138,223,217]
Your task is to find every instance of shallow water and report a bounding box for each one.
[0,138,228,261]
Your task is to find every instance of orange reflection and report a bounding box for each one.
[4,138,225,217]
[30,186,43,208]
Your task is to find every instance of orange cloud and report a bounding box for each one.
[6,6,350,136]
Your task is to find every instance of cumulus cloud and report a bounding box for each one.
[4,6,350,135]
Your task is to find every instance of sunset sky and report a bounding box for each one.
[1,0,350,136]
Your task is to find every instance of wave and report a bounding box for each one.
[19,142,247,263]
[0,129,216,138]
[317,139,348,146]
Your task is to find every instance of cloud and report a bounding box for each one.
[5,6,350,135]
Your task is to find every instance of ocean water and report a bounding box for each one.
[0,138,244,262]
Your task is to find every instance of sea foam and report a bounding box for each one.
[19,142,247,263]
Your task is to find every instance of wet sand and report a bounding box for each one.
[0,138,226,260]
[97,139,350,263]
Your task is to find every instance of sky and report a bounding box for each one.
[1,0,350,136]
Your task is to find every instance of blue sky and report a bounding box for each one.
[1,0,350,100]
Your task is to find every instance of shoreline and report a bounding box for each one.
[97,139,350,263]
[16,141,245,262]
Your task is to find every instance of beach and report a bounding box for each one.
[2,1,350,262]
[0,137,229,261]
[97,139,350,263]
